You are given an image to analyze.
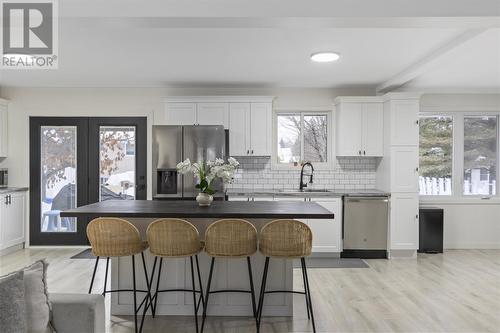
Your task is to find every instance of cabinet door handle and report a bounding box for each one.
[416,214,419,219]
[415,167,419,172]
[4,196,7,205]
[247,150,250,155]
[7,195,11,205]
[363,150,366,155]
[358,150,361,155]
[251,150,254,154]
[415,120,419,125]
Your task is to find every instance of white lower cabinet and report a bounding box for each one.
[274,197,342,253]
[0,191,26,250]
[309,198,342,253]
[390,193,419,250]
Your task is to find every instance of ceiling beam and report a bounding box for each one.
[376,29,488,93]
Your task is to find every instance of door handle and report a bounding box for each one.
[7,195,11,205]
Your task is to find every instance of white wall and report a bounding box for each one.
[0,86,373,194]
[420,93,500,249]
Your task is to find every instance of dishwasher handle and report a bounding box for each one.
[345,197,389,202]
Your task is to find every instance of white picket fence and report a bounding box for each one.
[419,177,452,195]
[419,176,497,195]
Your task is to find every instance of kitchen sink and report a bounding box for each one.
[278,189,332,193]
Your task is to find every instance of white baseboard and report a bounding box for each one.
[444,243,500,249]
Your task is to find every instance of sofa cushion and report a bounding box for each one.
[0,270,27,333]
[23,260,55,333]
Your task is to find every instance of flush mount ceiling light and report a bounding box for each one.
[310,52,340,63]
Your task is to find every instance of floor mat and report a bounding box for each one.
[294,258,369,268]
[70,248,95,259]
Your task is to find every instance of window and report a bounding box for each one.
[419,116,453,195]
[276,112,329,166]
[463,116,497,195]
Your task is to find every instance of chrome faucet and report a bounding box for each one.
[299,162,314,191]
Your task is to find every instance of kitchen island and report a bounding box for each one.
[62,200,334,317]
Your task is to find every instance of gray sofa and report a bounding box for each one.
[50,293,105,333]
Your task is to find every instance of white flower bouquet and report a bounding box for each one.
[176,157,240,195]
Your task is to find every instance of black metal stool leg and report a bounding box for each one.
[201,257,215,333]
[102,257,110,297]
[246,256,257,322]
[140,253,153,307]
[301,260,311,320]
[195,255,205,310]
[152,257,163,317]
[257,256,270,329]
[139,253,156,333]
[132,255,138,333]
[301,258,316,333]
[190,256,200,333]
[88,256,100,294]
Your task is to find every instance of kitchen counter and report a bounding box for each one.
[226,188,390,198]
[0,187,29,194]
[61,199,334,219]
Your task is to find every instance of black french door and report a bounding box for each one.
[29,117,147,245]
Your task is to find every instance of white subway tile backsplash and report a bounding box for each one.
[227,156,378,191]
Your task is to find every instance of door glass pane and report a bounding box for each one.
[40,126,77,233]
[464,116,497,195]
[419,116,453,195]
[303,115,328,163]
[277,115,301,164]
[100,126,136,201]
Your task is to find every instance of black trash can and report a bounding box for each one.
[418,207,444,253]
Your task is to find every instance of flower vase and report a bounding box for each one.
[196,192,214,207]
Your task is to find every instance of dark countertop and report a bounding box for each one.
[0,187,29,194]
[226,188,390,198]
[61,200,335,219]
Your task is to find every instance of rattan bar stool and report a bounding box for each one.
[200,219,258,333]
[87,217,151,333]
[142,218,205,333]
[257,219,316,333]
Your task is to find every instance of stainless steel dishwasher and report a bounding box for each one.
[341,196,389,259]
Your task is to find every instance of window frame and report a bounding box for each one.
[272,108,333,170]
[419,111,500,200]
[418,114,455,196]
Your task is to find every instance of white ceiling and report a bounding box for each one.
[0,0,499,91]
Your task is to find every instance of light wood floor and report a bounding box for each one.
[1,248,499,333]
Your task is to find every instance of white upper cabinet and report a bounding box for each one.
[362,103,384,156]
[335,98,383,157]
[229,103,251,156]
[228,100,272,157]
[389,99,419,146]
[196,103,229,128]
[0,100,8,158]
[163,97,273,155]
[336,102,363,156]
[249,103,271,156]
[164,102,229,128]
[165,102,197,126]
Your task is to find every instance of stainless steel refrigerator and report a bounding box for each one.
[152,125,227,199]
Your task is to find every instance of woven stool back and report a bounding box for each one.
[147,218,202,257]
[205,219,257,257]
[260,219,312,258]
[87,218,146,257]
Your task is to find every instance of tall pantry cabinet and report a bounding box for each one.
[376,93,421,258]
